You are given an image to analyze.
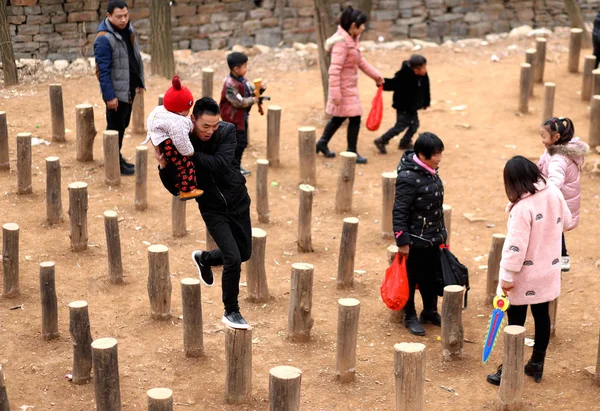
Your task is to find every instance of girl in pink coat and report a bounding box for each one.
[315,6,383,164]
[487,156,572,386]
[538,117,589,271]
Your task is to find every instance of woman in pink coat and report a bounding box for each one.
[315,6,383,164]
[538,117,589,271]
[487,156,572,387]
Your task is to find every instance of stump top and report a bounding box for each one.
[46,156,60,162]
[525,48,536,54]
[492,233,507,239]
[136,145,148,151]
[2,222,19,231]
[181,278,200,286]
[299,184,315,192]
[252,227,267,238]
[103,130,119,136]
[0,365,5,386]
[387,245,399,253]
[225,323,253,332]
[91,337,117,350]
[268,105,281,111]
[68,300,88,309]
[443,285,464,293]
[585,54,596,60]
[269,365,302,379]
[298,126,316,132]
[148,244,168,253]
[520,63,531,69]
[594,69,600,75]
[338,298,360,307]
[544,82,556,86]
[382,171,397,179]
[394,342,426,353]
[442,204,452,212]
[0,111,5,116]
[16,132,32,138]
[40,261,55,268]
[256,159,269,165]
[339,151,358,159]
[570,27,584,34]
[343,217,359,224]
[536,37,547,43]
[503,325,526,335]
[68,181,88,189]
[291,262,314,271]
[49,83,62,87]
[147,387,173,399]
[75,103,93,109]
[103,210,118,218]
[593,95,600,102]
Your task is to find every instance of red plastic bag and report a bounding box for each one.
[366,85,384,131]
[380,253,409,310]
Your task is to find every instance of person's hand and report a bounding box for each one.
[253,96,260,104]
[260,81,267,90]
[135,87,143,93]
[500,280,514,295]
[154,146,167,169]
[107,98,119,111]
[376,77,384,86]
[397,244,410,257]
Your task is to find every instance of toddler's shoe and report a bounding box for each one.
[561,256,570,272]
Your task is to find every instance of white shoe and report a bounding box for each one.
[561,256,570,272]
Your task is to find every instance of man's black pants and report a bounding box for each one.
[106,97,134,157]
[233,128,248,169]
[379,110,419,146]
[404,245,441,316]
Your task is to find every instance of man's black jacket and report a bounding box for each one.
[383,60,431,113]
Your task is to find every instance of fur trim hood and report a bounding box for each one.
[324,26,359,52]
[547,137,589,166]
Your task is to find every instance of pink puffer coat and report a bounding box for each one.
[325,26,382,118]
[538,138,589,231]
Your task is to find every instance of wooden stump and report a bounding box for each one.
[68,300,92,385]
[247,228,271,302]
[298,126,317,185]
[549,297,558,338]
[442,204,452,245]
[518,63,532,114]
[68,182,89,252]
[267,106,281,167]
[0,112,8,171]
[158,94,164,106]
[92,337,122,411]
[40,261,59,340]
[147,388,173,411]
[593,69,600,101]
[2,223,20,298]
[297,184,315,253]
[181,278,203,358]
[256,159,270,223]
[589,95,600,148]
[46,156,63,224]
[568,28,583,73]
[336,217,359,289]
[16,132,32,195]
[335,152,357,213]
[147,244,172,320]
[171,196,187,238]
[202,68,214,98]
[381,171,397,239]
[533,38,546,84]
[135,145,148,211]
[542,82,555,122]
[103,130,121,186]
[441,285,464,360]
[104,211,124,284]
[75,104,97,162]
[206,229,217,250]
[525,48,536,97]
[394,342,426,411]
[336,298,360,382]
[387,245,404,324]
[0,365,9,411]
[595,327,600,386]
[269,366,302,411]
[225,326,253,404]
[132,89,146,134]
[498,326,525,410]
[582,55,596,101]
[49,84,65,142]
[288,263,314,342]
[486,234,506,305]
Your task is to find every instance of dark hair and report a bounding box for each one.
[107,0,128,14]
[503,156,546,203]
[227,52,248,70]
[414,132,444,159]
[339,6,368,33]
[192,97,220,118]
[409,54,427,68]
[541,117,575,145]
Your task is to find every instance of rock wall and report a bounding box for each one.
[5,0,600,60]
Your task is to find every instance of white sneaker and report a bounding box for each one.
[561,256,570,272]
[222,311,251,330]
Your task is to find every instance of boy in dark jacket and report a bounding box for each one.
[374,54,430,153]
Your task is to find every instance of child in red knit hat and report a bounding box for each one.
[144,76,203,200]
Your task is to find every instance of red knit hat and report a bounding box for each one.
[163,76,194,113]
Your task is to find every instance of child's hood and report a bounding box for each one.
[324,26,357,52]
[547,137,589,166]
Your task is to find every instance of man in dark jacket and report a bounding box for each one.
[374,54,430,153]
[393,132,446,336]
[94,0,145,176]
[157,97,252,330]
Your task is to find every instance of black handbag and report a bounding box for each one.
[438,245,470,308]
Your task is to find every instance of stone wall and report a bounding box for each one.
[5,0,600,60]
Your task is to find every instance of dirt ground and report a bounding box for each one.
[1,35,600,411]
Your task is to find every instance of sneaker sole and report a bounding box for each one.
[561,266,570,272]
[221,316,252,330]
[191,251,214,287]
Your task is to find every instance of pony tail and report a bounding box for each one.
[559,117,575,141]
[340,5,354,31]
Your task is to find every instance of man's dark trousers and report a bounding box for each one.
[379,111,419,146]
[106,95,134,154]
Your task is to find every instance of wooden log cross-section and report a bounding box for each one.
[0,365,9,411]
[147,244,172,320]
[202,67,214,98]
[103,130,121,187]
[267,106,282,167]
[46,156,63,224]
[582,55,596,101]
[486,234,506,305]
[181,278,203,358]
[336,217,359,289]
[568,28,583,73]
[298,126,317,186]
[147,388,173,411]
[0,111,8,171]
[589,95,600,148]
[68,182,89,252]
[172,196,187,238]
[2,223,20,298]
[441,285,464,360]
[394,342,426,411]
[288,263,315,342]
[16,132,32,195]
[246,228,271,303]
[49,84,66,142]
[498,326,526,410]
[40,262,60,341]
[335,152,357,213]
[256,159,270,223]
[68,300,93,385]
[104,211,124,284]
[92,337,122,411]
[75,104,97,162]
[225,326,253,404]
[381,171,397,239]
[269,366,302,411]
[542,82,556,123]
[135,145,148,211]
[519,63,532,114]
[297,184,315,253]
[336,298,360,382]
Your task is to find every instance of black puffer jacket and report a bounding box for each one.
[393,151,447,248]
[382,60,430,113]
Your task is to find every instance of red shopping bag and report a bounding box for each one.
[380,253,409,310]
[366,85,384,131]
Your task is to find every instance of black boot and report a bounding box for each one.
[373,137,387,154]
[524,350,545,383]
[419,310,441,326]
[316,140,335,158]
[355,153,367,164]
[486,364,502,386]
[120,157,134,176]
[403,311,425,336]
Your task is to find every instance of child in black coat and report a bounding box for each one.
[374,54,430,153]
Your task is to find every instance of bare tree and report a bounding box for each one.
[0,0,18,86]
[356,0,372,20]
[150,0,175,79]
[313,0,336,107]
[564,0,592,48]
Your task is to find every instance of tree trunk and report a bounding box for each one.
[486,234,506,305]
[256,159,270,223]
[104,211,124,284]
[394,342,426,411]
[180,278,203,358]
[443,204,452,245]
[75,104,97,162]
[441,285,464,360]
[0,112,8,171]
[16,133,32,195]
[288,263,315,341]
[335,152,357,213]
[582,55,596,101]
[147,244,172,320]
[298,127,317,186]
[92,338,122,411]
[313,0,335,107]
[40,262,60,341]
[2,223,20,298]
[147,388,173,411]
[519,63,532,114]
[68,300,92,385]
[568,28,583,73]
[336,298,360,382]
[103,130,121,187]
[135,146,148,211]
[49,84,66,142]
[498,326,526,410]
[132,89,146,134]
[46,156,63,224]
[150,0,175,79]
[542,82,556,122]
[267,106,282,167]
[336,217,359,289]
[202,68,214,99]
[269,366,302,411]
[246,228,271,303]
[224,326,253,404]
[297,184,315,253]
[171,196,187,238]
[0,0,18,86]
[68,182,89,252]
[564,0,592,48]
[525,49,536,97]
[589,95,600,147]
[534,38,547,84]
[381,172,397,239]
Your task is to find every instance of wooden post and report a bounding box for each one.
[181,278,203,358]
[2,223,19,298]
[394,342,426,411]
[49,84,65,142]
[247,228,271,302]
[549,296,559,337]
[381,172,397,239]
[132,89,145,134]
[336,217,359,289]
[485,234,506,305]
[46,156,63,224]
[568,28,583,73]
[158,94,164,106]
[387,245,404,324]
[202,68,214,98]
[267,106,282,167]
[224,326,253,404]
[0,111,8,171]
[441,285,464,360]
[147,244,172,320]
[593,69,600,101]
[104,211,124,284]
[298,126,317,186]
[92,337,122,411]
[135,146,148,211]
[582,55,596,101]
[498,326,525,410]
[533,38,546,84]
[564,0,593,48]
[442,204,452,245]
[335,152,357,213]
[206,229,217,250]
[69,300,92,385]
[336,298,360,382]
[40,262,59,340]
[256,159,270,223]
[269,366,302,411]
[288,263,314,342]
[75,104,97,162]
[68,182,89,252]
[172,196,187,238]
[518,63,532,114]
[103,130,121,186]
[589,96,600,148]
[147,388,173,411]
[16,132,32,195]
[297,184,315,253]
[0,365,9,411]
[542,82,556,122]
[525,48,536,97]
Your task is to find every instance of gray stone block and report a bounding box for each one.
[409,23,428,38]
[373,10,399,21]
[492,20,510,33]
[27,15,51,25]
[210,37,228,49]
[24,6,42,15]
[178,40,191,49]
[7,6,24,15]
[428,21,448,38]
[250,8,272,19]
[8,15,27,25]
[64,2,83,13]
[468,21,492,37]
[51,14,67,24]
[39,24,55,34]
[255,28,282,47]
[41,4,64,14]
[13,42,40,52]
[33,33,62,43]
[210,12,230,24]
[12,34,33,43]
[450,22,468,37]
[18,24,40,35]
[55,23,78,33]
[227,36,254,48]
[242,19,262,32]
[199,24,220,35]
[464,12,484,23]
